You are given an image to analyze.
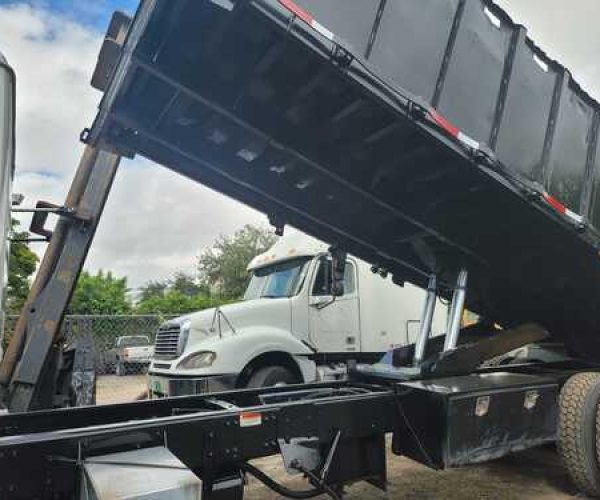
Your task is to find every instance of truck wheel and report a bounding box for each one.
[116,361,126,377]
[247,366,297,388]
[558,372,600,496]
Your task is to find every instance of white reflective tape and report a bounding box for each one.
[544,191,584,223]
[565,209,584,224]
[457,132,480,150]
[483,7,501,29]
[533,54,549,73]
[210,0,234,11]
[311,20,334,41]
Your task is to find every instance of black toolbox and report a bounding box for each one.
[392,373,558,468]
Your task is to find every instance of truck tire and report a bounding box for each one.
[116,361,126,377]
[558,372,600,497]
[247,366,296,388]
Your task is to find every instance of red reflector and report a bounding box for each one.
[543,192,567,215]
[239,411,262,427]
[279,0,313,24]
[428,109,460,138]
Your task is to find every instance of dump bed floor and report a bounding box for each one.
[90,0,600,357]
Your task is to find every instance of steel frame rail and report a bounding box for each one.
[0,381,394,499]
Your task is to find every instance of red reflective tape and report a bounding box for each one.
[427,109,480,150]
[543,192,567,215]
[239,411,262,428]
[279,0,313,24]
[543,192,584,223]
[428,109,459,138]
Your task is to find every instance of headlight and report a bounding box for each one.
[177,351,217,370]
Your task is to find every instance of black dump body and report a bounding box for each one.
[90,0,600,358]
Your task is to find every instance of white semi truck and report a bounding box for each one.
[148,231,447,397]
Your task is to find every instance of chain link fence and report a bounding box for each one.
[4,314,176,404]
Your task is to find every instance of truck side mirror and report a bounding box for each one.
[329,246,346,297]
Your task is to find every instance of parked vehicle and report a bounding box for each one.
[148,231,447,396]
[109,335,153,376]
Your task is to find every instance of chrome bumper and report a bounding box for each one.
[148,373,237,398]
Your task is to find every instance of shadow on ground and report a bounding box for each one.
[246,447,579,499]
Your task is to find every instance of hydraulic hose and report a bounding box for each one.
[239,462,325,499]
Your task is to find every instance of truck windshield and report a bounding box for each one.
[244,258,309,300]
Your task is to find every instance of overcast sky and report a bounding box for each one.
[0,0,599,289]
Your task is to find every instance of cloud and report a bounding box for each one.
[1,0,139,30]
[1,3,265,288]
[90,161,267,288]
[0,3,100,176]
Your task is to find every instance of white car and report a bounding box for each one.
[111,336,154,376]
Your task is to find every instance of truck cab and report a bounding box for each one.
[148,231,447,397]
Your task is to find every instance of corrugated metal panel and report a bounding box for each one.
[495,40,559,181]
[275,0,600,225]
[436,1,513,145]
[295,0,382,56]
[589,135,600,229]
[546,84,596,214]
[368,0,459,102]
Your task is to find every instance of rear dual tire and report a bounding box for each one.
[558,372,600,496]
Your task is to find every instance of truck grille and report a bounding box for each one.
[154,323,181,360]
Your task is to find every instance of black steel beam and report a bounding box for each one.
[2,148,120,412]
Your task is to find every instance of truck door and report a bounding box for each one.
[308,258,360,353]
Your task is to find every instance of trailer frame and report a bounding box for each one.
[1,360,599,499]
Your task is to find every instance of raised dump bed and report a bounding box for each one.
[90,0,600,358]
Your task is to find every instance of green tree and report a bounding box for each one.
[138,273,208,302]
[135,290,220,315]
[7,219,39,314]
[136,272,223,315]
[69,270,131,315]
[198,225,277,299]
[139,280,168,301]
[170,272,208,297]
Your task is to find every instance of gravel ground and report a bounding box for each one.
[96,374,147,404]
[96,375,579,499]
[244,446,577,500]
